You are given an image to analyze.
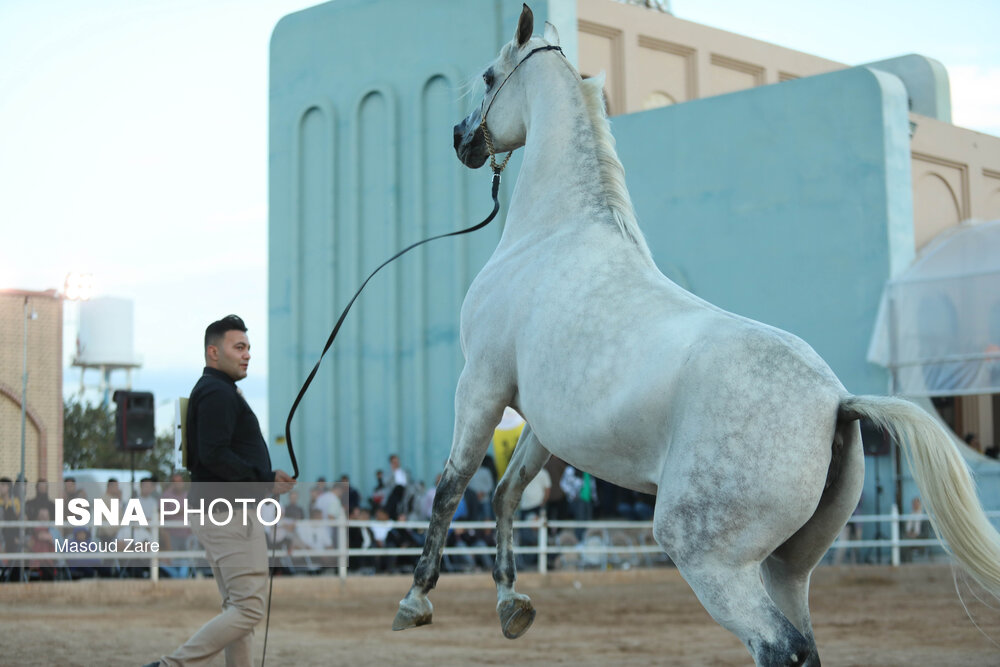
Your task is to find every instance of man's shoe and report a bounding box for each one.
[141,662,160,667]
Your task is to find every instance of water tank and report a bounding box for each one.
[75,297,138,366]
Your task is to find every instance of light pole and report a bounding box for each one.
[18,296,38,578]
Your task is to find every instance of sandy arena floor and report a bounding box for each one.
[2,564,998,666]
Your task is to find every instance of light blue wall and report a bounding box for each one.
[268,0,576,487]
[614,66,914,397]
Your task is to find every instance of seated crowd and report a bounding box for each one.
[0,453,657,581]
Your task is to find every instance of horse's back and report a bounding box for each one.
[503,245,846,493]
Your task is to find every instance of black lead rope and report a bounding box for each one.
[260,168,504,667]
[282,168,504,480]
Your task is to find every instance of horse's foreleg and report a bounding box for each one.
[492,425,549,639]
[392,374,508,631]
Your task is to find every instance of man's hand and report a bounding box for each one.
[272,469,296,495]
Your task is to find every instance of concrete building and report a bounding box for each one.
[267,0,1000,513]
[0,289,64,485]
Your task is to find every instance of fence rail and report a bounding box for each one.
[3,508,999,582]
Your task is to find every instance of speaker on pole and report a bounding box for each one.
[113,390,155,451]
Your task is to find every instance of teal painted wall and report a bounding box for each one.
[268,0,576,487]
[614,66,914,397]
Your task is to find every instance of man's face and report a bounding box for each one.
[209,330,251,381]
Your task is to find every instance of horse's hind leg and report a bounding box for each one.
[491,424,549,639]
[654,437,827,665]
[762,419,864,647]
[392,370,510,631]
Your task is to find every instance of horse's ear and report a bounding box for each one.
[515,4,533,48]
[543,21,560,46]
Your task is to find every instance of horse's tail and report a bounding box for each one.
[839,394,1000,595]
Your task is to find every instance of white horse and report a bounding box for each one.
[393,6,1000,665]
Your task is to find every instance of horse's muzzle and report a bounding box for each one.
[453,118,489,169]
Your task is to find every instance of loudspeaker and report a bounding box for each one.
[113,390,155,451]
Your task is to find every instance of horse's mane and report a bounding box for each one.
[579,75,652,258]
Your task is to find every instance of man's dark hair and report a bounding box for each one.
[64,476,75,483]
[205,314,247,350]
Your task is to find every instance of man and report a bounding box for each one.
[0,477,22,552]
[147,315,294,667]
[25,479,54,521]
[96,479,122,545]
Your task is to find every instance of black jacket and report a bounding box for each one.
[187,367,274,502]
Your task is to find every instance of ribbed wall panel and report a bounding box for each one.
[270,0,563,488]
[295,104,336,478]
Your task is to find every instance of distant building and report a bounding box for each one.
[0,289,64,484]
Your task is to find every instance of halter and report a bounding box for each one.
[479,44,564,174]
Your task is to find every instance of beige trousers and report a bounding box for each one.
[160,513,268,667]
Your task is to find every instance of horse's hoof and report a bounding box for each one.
[498,596,536,639]
[392,596,433,631]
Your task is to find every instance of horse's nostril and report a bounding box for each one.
[453,126,463,150]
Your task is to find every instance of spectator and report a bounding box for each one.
[903,497,928,562]
[1,476,22,552]
[544,456,569,521]
[68,527,99,579]
[307,486,322,514]
[137,477,159,524]
[160,473,190,552]
[95,479,123,545]
[616,489,654,521]
[370,469,388,510]
[115,516,157,578]
[465,460,495,521]
[25,479,55,521]
[561,466,597,539]
[370,506,394,572]
[413,475,436,522]
[348,506,375,573]
[314,482,346,523]
[385,454,410,518]
[63,476,86,502]
[385,512,423,573]
[389,454,408,488]
[283,490,305,520]
[339,474,361,514]
[28,506,58,580]
[518,467,551,567]
[295,507,334,570]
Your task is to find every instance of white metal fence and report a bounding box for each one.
[3,508,998,582]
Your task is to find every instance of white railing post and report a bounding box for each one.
[890,504,900,566]
[538,516,548,575]
[337,516,348,580]
[151,522,159,582]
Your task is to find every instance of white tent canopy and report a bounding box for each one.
[868,219,1000,397]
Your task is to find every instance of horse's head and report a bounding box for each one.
[453,4,562,170]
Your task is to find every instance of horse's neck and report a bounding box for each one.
[503,74,605,241]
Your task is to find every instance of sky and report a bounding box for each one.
[2,0,998,438]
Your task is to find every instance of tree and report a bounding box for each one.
[63,398,176,480]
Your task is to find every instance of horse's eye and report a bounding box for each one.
[483,71,494,89]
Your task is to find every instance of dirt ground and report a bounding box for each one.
[1,564,997,666]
